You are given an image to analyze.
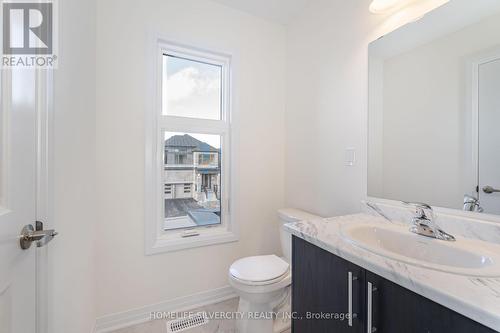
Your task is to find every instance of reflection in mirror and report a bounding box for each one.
[368,1,500,215]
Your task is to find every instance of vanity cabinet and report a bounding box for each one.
[292,236,497,333]
[292,235,365,333]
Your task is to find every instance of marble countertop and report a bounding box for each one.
[284,213,500,332]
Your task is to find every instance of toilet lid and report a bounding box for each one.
[229,255,289,283]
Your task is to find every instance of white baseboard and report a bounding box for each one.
[94,286,237,333]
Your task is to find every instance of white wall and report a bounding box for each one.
[284,0,449,217]
[285,0,385,217]
[49,0,97,332]
[95,0,286,317]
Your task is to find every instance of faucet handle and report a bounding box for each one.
[402,202,455,241]
[402,201,434,220]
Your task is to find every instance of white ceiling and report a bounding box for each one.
[211,0,310,25]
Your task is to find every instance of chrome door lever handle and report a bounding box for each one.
[20,223,58,250]
[35,229,58,248]
[483,186,500,194]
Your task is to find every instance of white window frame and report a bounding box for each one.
[145,39,237,254]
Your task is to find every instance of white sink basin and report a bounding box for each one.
[340,222,500,277]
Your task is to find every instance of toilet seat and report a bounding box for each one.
[229,255,289,286]
[229,270,291,295]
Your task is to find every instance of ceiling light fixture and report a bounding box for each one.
[369,0,417,14]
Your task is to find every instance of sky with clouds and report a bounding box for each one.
[163,55,222,148]
[163,55,222,120]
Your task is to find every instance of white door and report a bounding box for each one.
[478,58,500,214]
[0,67,46,331]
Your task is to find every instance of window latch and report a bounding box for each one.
[181,230,200,238]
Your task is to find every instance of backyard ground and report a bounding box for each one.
[164,198,203,218]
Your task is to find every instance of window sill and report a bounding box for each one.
[146,228,238,254]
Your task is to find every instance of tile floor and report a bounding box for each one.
[111,297,291,333]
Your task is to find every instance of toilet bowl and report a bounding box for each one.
[228,208,321,333]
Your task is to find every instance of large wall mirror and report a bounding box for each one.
[368,0,500,215]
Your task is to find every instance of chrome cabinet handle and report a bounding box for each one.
[348,271,358,327]
[483,186,500,194]
[367,282,377,333]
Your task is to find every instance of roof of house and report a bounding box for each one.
[165,134,218,152]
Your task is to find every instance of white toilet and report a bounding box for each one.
[228,208,320,333]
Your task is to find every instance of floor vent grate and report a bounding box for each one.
[166,313,209,333]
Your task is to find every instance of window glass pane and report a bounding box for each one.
[162,55,222,120]
[163,132,222,231]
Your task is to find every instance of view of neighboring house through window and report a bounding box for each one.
[162,51,227,231]
[163,132,221,230]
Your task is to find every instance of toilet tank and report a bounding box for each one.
[277,208,321,263]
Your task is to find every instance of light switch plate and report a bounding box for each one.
[345,148,356,166]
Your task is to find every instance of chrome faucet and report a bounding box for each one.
[403,202,455,241]
[463,194,483,213]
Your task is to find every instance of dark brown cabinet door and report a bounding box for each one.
[365,271,496,333]
[292,236,364,333]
